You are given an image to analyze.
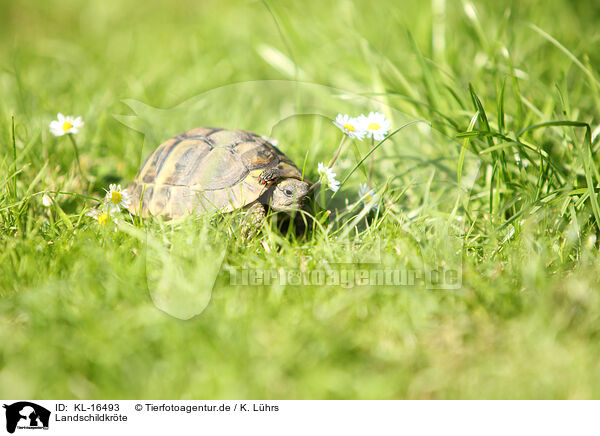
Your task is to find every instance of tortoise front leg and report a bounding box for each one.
[258,167,282,185]
[241,202,266,239]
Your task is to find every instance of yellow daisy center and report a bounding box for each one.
[98,213,109,226]
[62,121,73,131]
[110,192,122,204]
[368,122,380,131]
[343,123,355,132]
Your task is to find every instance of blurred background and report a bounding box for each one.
[2,0,599,175]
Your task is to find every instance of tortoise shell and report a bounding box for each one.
[127,127,302,218]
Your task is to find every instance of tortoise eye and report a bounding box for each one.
[283,188,294,197]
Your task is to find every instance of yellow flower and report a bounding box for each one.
[86,207,112,227]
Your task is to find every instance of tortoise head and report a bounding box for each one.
[270,178,310,211]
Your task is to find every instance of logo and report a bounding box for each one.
[2,402,50,434]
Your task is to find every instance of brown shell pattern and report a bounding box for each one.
[127,127,302,218]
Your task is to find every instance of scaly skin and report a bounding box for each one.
[241,202,266,240]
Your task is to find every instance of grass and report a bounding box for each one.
[1,0,600,399]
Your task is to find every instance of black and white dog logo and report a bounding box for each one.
[3,402,50,434]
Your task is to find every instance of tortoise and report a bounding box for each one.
[127,127,310,225]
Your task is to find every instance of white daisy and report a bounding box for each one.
[333,113,366,141]
[317,162,340,192]
[358,112,391,141]
[358,183,378,208]
[86,207,112,227]
[327,177,340,192]
[103,184,132,212]
[41,193,53,207]
[49,113,84,136]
